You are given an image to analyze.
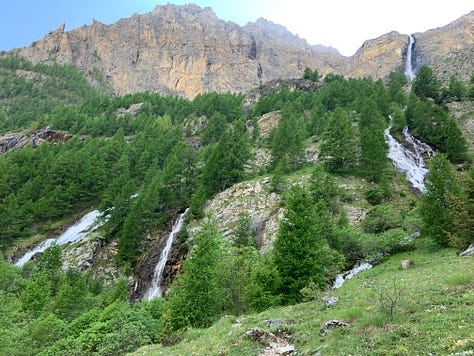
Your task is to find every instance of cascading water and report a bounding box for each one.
[384,126,433,192]
[333,123,433,288]
[333,262,373,289]
[15,210,105,267]
[405,35,416,81]
[144,209,188,300]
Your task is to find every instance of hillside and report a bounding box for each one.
[1,6,474,354]
[132,245,474,355]
[5,5,474,97]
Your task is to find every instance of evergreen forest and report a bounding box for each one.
[0,56,473,355]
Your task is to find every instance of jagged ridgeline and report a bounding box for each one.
[0,5,473,355]
[8,4,474,98]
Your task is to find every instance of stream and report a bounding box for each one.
[15,210,105,267]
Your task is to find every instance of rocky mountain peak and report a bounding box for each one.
[8,5,474,97]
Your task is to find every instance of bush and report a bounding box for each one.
[362,205,402,233]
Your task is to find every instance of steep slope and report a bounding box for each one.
[414,10,474,81]
[11,4,334,98]
[8,5,474,97]
[132,247,474,355]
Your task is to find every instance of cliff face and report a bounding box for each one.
[413,11,474,81]
[10,5,474,97]
[342,31,409,79]
[13,4,333,98]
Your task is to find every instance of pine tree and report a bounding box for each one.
[411,65,441,103]
[445,118,468,163]
[360,127,387,182]
[168,220,224,329]
[319,108,358,173]
[270,103,306,171]
[420,153,459,245]
[448,169,474,249]
[273,186,333,303]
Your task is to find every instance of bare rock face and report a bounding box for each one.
[0,127,72,155]
[341,31,408,79]
[413,11,474,81]
[13,4,332,98]
[10,5,474,97]
[203,176,283,251]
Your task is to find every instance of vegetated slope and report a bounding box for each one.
[1,52,473,355]
[131,245,474,355]
[7,5,474,97]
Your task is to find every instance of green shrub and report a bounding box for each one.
[362,204,402,234]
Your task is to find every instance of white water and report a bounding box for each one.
[333,262,373,289]
[145,209,188,300]
[384,126,433,192]
[405,35,416,81]
[15,210,105,267]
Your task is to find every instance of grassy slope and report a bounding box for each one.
[132,243,474,355]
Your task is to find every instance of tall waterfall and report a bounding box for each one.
[15,210,105,267]
[144,209,188,300]
[384,126,433,192]
[405,35,416,81]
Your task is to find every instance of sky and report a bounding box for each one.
[0,0,472,56]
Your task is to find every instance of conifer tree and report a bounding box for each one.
[420,153,459,245]
[319,108,358,173]
[168,220,224,329]
[445,118,468,163]
[411,65,441,103]
[273,186,333,303]
[449,170,474,250]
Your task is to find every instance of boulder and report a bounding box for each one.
[321,296,339,307]
[321,320,350,335]
[459,244,474,257]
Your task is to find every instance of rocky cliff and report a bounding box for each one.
[413,11,474,81]
[8,5,474,98]
[12,4,332,98]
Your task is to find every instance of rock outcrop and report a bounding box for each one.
[413,11,474,81]
[8,5,474,99]
[12,5,333,98]
[0,126,72,155]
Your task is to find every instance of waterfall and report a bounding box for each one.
[144,209,188,300]
[405,35,416,81]
[384,126,433,192]
[333,262,373,289]
[15,210,105,267]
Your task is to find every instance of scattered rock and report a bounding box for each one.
[321,296,339,307]
[264,319,290,327]
[237,327,279,346]
[232,317,244,328]
[459,244,474,257]
[278,345,295,355]
[321,320,350,335]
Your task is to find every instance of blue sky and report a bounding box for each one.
[1,1,472,56]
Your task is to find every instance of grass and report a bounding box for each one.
[131,243,474,355]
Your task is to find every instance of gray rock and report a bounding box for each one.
[321,296,339,307]
[459,244,474,257]
[279,345,295,354]
[263,319,290,327]
[321,320,350,335]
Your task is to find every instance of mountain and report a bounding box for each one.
[413,10,474,81]
[8,4,472,98]
[10,5,333,98]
